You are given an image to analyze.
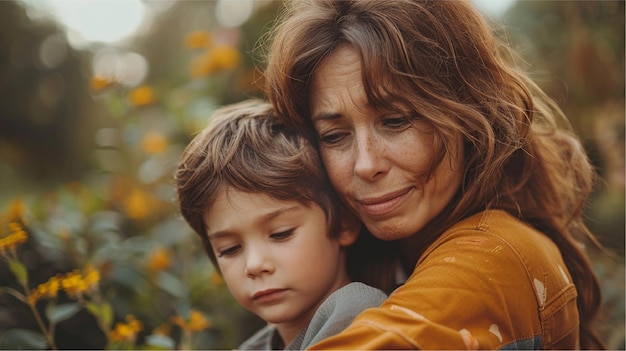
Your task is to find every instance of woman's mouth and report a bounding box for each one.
[358,187,414,217]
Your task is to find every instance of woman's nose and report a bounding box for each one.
[244,246,274,279]
[353,132,388,181]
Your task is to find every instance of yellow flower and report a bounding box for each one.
[46,276,61,297]
[128,85,155,107]
[187,310,212,331]
[184,30,212,49]
[171,310,211,332]
[0,222,28,254]
[28,275,61,305]
[61,270,88,298]
[28,265,100,304]
[211,45,240,70]
[190,54,218,77]
[60,266,100,299]
[122,188,150,220]
[190,45,240,77]
[153,323,171,336]
[147,247,172,272]
[90,76,115,91]
[141,131,169,155]
[109,315,143,342]
[83,264,100,291]
[8,198,25,223]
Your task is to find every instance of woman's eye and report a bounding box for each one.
[318,132,348,145]
[270,229,295,241]
[383,116,412,129]
[217,245,241,257]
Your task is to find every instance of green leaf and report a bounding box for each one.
[0,287,26,302]
[0,328,48,349]
[144,334,175,350]
[101,302,113,329]
[156,271,188,298]
[46,302,81,324]
[7,259,28,286]
[85,301,113,329]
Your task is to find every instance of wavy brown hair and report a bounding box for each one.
[263,0,603,348]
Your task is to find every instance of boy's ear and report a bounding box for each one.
[337,211,361,247]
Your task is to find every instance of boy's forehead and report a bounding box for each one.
[203,188,319,234]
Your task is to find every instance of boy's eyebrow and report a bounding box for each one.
[206,205,302,240]
[206,230,233,240]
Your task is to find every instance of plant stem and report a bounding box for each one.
[27,301,57,350]
[16,276,57,351]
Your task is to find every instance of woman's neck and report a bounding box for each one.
[399,234,421,272]
[401,200,466,272]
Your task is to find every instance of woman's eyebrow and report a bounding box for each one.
[312,112,343,122]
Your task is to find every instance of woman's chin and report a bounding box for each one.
[364,218,415,241]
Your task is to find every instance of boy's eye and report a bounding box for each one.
[270,228,295,241]
[217,245,241,257]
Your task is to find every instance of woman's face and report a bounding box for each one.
[309,45,464,241]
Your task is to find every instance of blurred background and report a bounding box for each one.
[0,0,623,349]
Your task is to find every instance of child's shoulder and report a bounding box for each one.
[301,282,387,348]
[238,324,276,351]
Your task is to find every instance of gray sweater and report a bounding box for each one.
[238,282,387,350]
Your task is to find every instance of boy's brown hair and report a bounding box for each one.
[175,99,347,268]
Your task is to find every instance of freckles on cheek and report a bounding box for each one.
[320,155,345,186]
[328,172,352,200]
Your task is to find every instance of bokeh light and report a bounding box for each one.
[216,0,253,28]
[92,49,149,87]
[20,0,147,47]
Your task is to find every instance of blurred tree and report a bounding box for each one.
[502,4,625,348]
[0,1,102,189]
[503,0,625,252]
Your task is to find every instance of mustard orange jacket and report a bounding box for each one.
[309,210,579,350]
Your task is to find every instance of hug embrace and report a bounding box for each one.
[177,0,605,349]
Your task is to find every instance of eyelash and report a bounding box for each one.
[270,228,295,240]
[383,116,412,129]
[319,131,348,145]
[318,114,415,145]
[215,229,295,258]
[217,245,241,258]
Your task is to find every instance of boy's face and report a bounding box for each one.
[204,188,356,331]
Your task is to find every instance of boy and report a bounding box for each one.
[175,99,387,349]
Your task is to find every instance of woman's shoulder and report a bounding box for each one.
[431,209,562,260]
[395,209,579,349]
[417,209,575,304]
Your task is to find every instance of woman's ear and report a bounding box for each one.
[337,211,361,247]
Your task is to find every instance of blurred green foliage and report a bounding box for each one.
[0,0,623,349]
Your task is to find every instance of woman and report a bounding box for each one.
[263,0,604,349]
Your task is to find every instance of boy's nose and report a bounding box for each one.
[245,247,274,279]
